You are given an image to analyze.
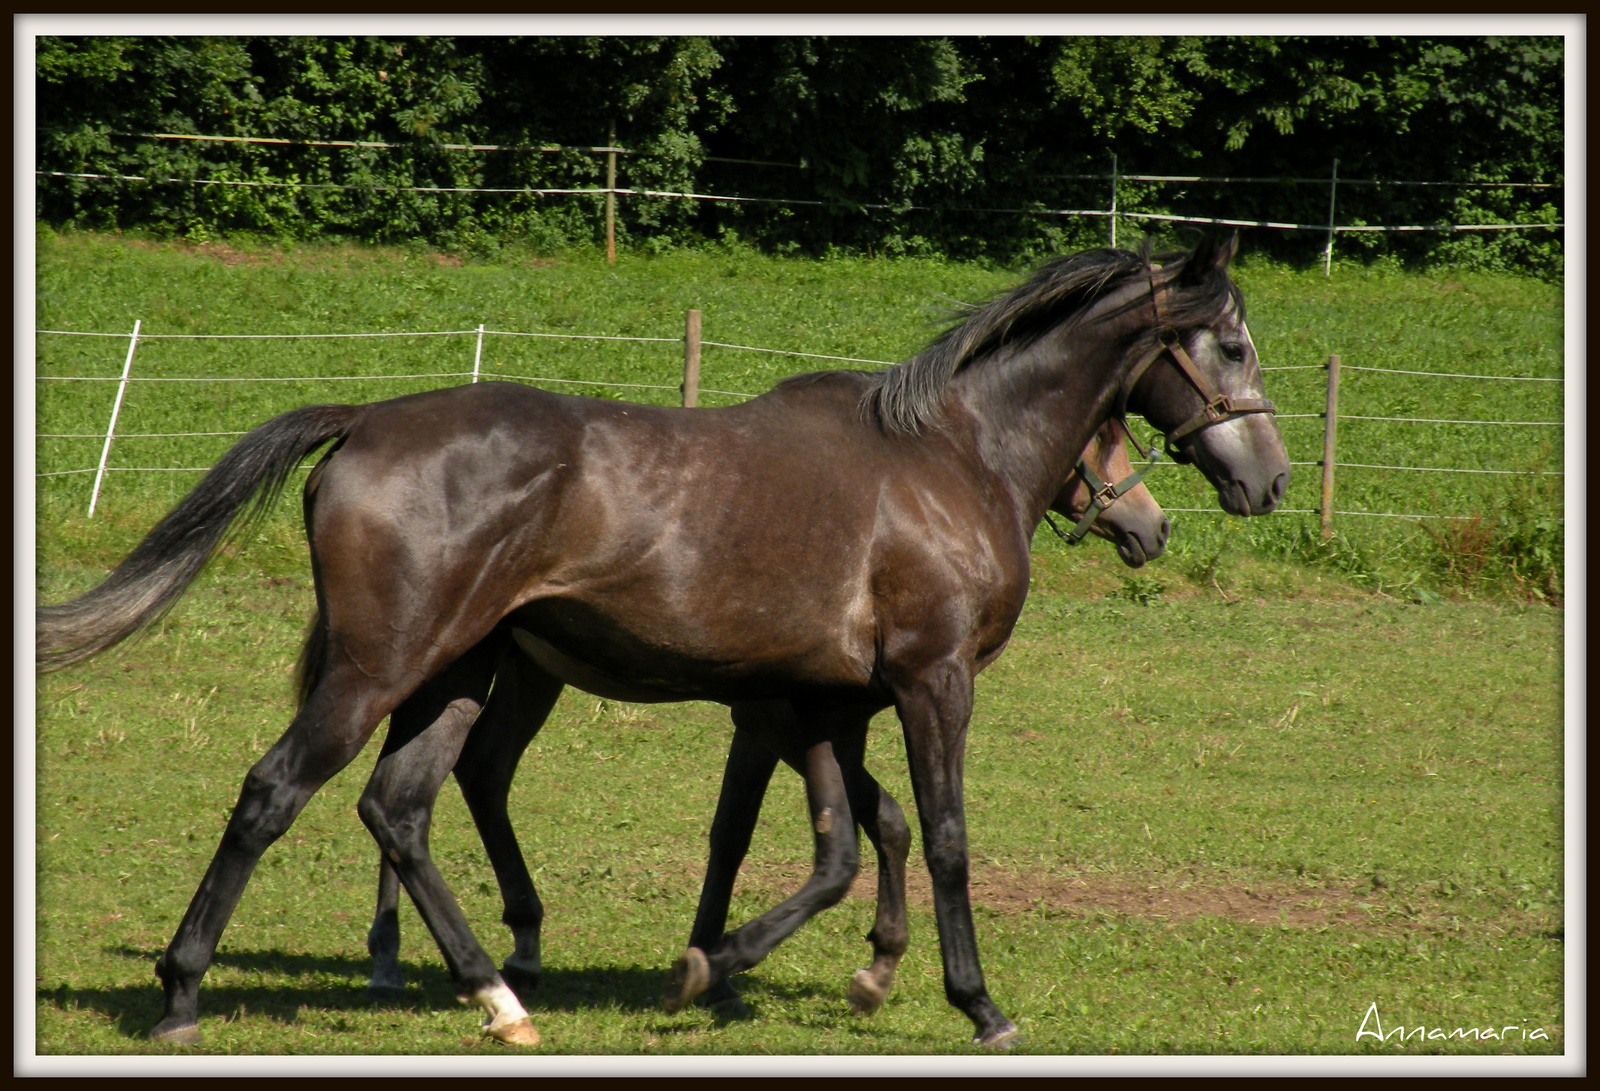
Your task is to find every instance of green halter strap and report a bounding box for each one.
[1040,440,1165,546]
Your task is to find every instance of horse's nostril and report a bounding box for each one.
[1271,472,1289,501]
[1157,518,1172,547]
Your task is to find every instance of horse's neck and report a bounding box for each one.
[950,334,1125,529]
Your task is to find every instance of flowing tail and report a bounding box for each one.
[37,403,361,672]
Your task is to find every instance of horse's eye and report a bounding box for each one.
[1220,342,1246,363]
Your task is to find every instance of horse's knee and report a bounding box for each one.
[356,789,428,861]
[877,794,911,857]
[814,841,860,909]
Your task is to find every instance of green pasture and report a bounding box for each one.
[30,232,1566,1060]
[32,549,1564,1057]
[33,228,1564,600]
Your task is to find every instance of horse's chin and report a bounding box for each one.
[1114,537,1149,568]
[1214,481,1253,517]
[1213,476,1285,517]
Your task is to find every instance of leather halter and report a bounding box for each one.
[1044,264,1274,547]
[1041,444,1164,546]
[1114,267,1277,461]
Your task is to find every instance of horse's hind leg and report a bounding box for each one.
[355,641,540,1046]
[149,665,403,1044]
[843,761,911,1016]
[362,674,482,1000]
[452,647,564,995]
[362,645,562,1000]
[665,703,859,1014]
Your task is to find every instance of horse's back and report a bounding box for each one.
[301,375,1024,701]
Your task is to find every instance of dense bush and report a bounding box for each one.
[35,35,1564,275]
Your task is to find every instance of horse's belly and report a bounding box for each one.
[510,627,686,703]
[505,586,875,703]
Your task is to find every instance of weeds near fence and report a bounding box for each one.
[1424,478,1565,605]
[1244,519,1385,590]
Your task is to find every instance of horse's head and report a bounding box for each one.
[1123,234,1290,517]
[1050,419,1169,568]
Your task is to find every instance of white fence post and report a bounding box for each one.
[1109,153,1118,248]
[1324,157,1339,277]
[87,319,140,518]
[473,324,485,382]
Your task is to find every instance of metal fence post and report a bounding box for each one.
[1320,353,1341,538]
[682,309,702,407]
[87,320,141,518]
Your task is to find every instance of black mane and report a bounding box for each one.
[862,240,1244,435]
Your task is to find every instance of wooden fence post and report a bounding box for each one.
[682,309,702,408]
[606,125,617,265]
[1320,353,1341,538]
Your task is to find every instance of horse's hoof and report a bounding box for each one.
[847,968,888,1016]
[663,947,711,1013]
[366,984,409,1003]
[707,994,752,1022]
[500,962,541,996]
[149,1020,204,1045]
[975,1021,1022,1050]
[485,1014,541,1047]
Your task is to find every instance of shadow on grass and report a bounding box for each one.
[43,944,828,1040]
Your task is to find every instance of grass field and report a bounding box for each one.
[32,542,1565,1063]
[27,232,1569,1068]
[33,228,1565,600]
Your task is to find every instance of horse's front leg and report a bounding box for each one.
[664,705,859,1013]
[842,760,911,1016]
[893,661,1019,1048]
[669,711,781,1018]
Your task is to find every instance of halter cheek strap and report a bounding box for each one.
[1041,443,1164,546]
[1114,269,1277,460]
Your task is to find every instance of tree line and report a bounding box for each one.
[35,35,1564,275]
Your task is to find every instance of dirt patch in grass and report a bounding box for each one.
[965,872,1381,928]
[730,861,1555,937]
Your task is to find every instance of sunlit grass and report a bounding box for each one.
[33,559,1562,1056]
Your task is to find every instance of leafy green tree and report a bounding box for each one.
[33,34,1563,274]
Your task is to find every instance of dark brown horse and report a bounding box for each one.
[37,237,1287,1048]
[359,417,1171,1018]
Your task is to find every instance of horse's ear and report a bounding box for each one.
[1181,232,1239,282]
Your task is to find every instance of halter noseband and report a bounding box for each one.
[1114,266,1277,461]
[1041,443,1164,546]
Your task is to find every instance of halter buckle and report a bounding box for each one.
[1200,395,1233,425]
